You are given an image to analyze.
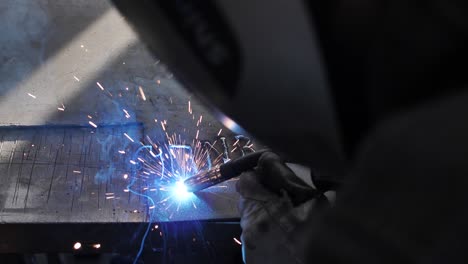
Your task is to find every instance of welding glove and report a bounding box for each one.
[236,152,331,264]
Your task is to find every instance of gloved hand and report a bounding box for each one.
[236,152,331,264]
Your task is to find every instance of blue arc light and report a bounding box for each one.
[172,180,192,200]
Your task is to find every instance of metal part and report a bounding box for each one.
[234,135,252,156]
[220,136,230,163]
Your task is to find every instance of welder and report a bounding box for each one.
[113,1,468,263]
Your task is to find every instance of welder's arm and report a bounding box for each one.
[236,152,332,264]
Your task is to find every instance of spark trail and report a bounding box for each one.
[87,80,250,263]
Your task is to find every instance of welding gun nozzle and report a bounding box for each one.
[184,166,222,193]
[183,150,268,192]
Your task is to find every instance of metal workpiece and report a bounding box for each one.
[0,125,240,224]
[0,1,244,260]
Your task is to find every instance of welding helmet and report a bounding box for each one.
[112,0,468,184]
[111,1,347,180]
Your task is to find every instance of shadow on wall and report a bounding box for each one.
[0,0,228,137]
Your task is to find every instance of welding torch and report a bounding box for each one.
[184,150,268,192]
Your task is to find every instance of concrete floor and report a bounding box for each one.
[0,0,252,223]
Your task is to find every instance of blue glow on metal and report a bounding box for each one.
[218,114,247,134]
[167,145,202,199]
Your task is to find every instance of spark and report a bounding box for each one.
[107,90,236,263]
[93,244,101,249]
[156,79,161,84]
[27,93,36,99]
[57,107,65,111]
[96,82,105,90]
[139,86,146,101]
[233,237,242,245]
[73,242,82,250]
[123,109,131,118]
[80,44,84,48]
[106,196,115,200]
[124,133,135,142]
[89,121,98,128]
[73,75,80,82]
[87,115,93,119]
[73,170,81,174]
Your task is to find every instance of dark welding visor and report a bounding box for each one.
[112,0,345,178]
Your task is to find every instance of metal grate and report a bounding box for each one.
[0,124,239,224]
[0,124,148,223]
